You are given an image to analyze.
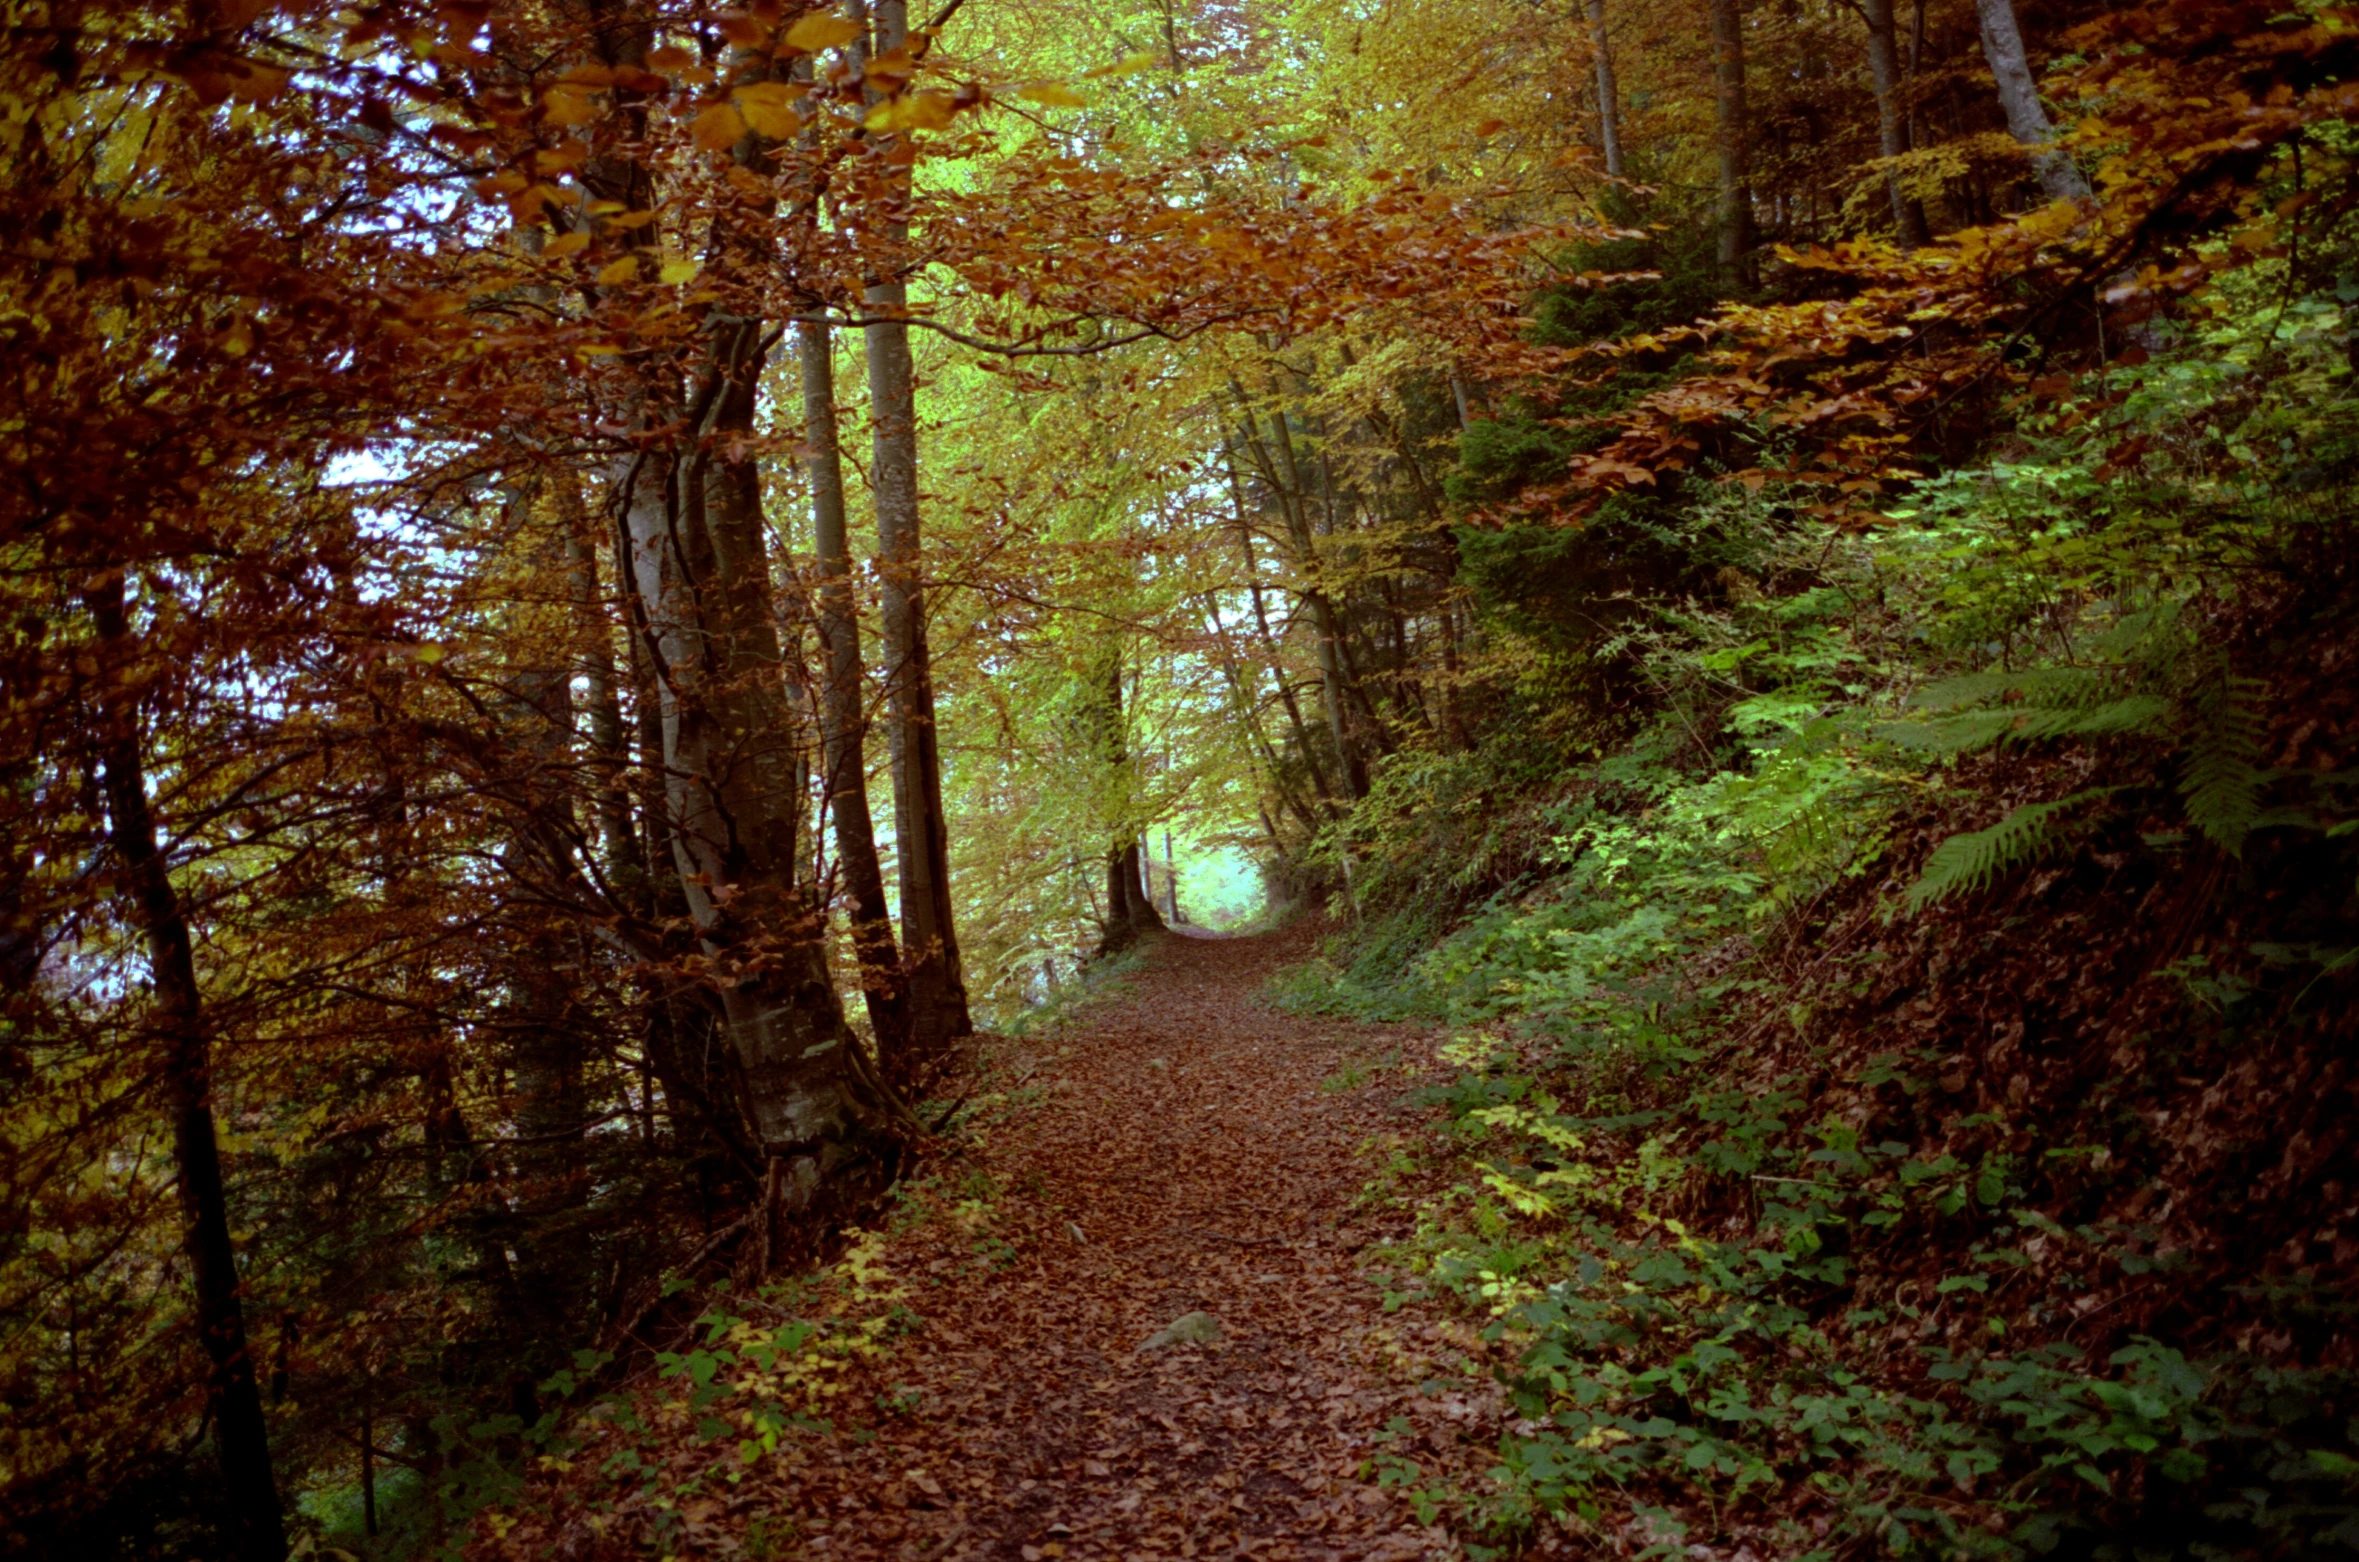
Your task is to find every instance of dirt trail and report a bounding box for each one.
[761,924,1482,1562]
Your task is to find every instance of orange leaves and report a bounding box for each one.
[784,11,864,53]
[1016,83,1092,110]
[690,102,749,153]
[734,81,807,139]
[542,84,602,127]
[865,92,961,134]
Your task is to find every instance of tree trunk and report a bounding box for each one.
[1090,649,1164,952]
[861,0,970,1060]
[84,573,287,1562]
[1973,0,2090,202]
[618,337,889,1192]
[1861,0,1930,246]
[1706,0,1755,283]
[799,316,913,1061]
[1586,0,1625,178]
[1223,439,1337,809]
[1235,405,1369,798]
[562,500,643,906]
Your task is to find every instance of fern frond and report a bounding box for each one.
[1906,788,2121,911]
[2179,674,2270,856]
[1880,711,2019,753]
[1880,695,2173,755]
[1911,667,2111,712]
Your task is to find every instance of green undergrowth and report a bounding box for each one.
[1286,271,2359,1557]
[1005,939,1150,1039]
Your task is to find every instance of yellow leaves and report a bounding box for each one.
[472,170,527,198]
[864,91,958,133]
[1082,52,1161,79]
[218,316,254,357]
[542,230,590,260]
[657,259,701,285]
[1017,82,1090,109]
[690,102,747,152]
[601,209,659,230]
[647,43,697,72]
[733,80,806,139]
[595,255,638,286]
[784,11,862,52]
[543,85,601,126]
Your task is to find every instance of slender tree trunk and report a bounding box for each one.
[860,0,969,1059]
[1223,439,1336,807]
[562,502,642,904]
[1236,405,1369,797]
[1586,0,1625,178]
[799,317,912,1060]
[1973,0,2089,202]
[84,574,287,1562]
[1706,0,1756,283]
[360,1397,377,1537]
[1861,0,1930,246]
[1091,649,1163,951]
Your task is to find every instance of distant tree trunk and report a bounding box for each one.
[1861,0,1930,246]
[1706,0,1756,283]
[1091,650,1164,952]
[798,316,912,1061]
[861,0,971,1061]
[1222,438,1337,808]
[562,500,642,904]
[1237,404,1370,798]
[496,624,588,1329]
[1973,0,2090,202]
[84,573,287,1562]
[1586,0,1625,178]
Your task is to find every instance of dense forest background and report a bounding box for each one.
[3,0,2357,1556]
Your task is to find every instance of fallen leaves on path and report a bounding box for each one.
[474,924,1525,1561]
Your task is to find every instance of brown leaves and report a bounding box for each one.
[467,929,1477,1561]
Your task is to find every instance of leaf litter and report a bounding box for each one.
[470,922,1513,1561]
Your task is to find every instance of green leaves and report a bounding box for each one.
[2180,671,2271,856]
[1906,788,2120,910]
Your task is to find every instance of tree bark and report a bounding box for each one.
[1586,0,1625,178]
[1222,438,1337,809]
[1861,0,1931,246]
[861,0,971,1060]
[1973,0,2090,202]
[799,317,913,1060]
[1233,405,1369,798]
[1706,0,1756,283]
[85,573,287,1562]
[618,341,887,1190]
[563,503,642,906]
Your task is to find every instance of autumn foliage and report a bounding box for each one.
[3,0,2356,1556]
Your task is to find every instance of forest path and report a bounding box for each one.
[754,921,1484,1562]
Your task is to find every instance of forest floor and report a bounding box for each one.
[501,922,1532,1561]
